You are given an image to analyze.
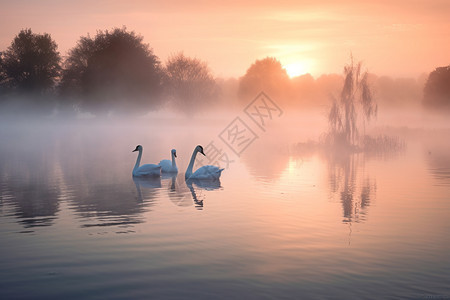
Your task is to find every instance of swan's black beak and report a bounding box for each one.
[200,150,206,156]
[132,146,139,152]
[174,152,177,158]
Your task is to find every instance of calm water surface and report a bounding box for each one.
[0,117,449,299]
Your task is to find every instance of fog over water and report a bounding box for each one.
[1,1,450,297]
[0,102,449,299]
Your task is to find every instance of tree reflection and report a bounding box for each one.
[58,153,154,229]
[0,125,157,230]
[425,133,450,186]
[326,152,376,223]
[0,174,59,228]
[240,136,290,182]
[0,125,226,231]
[0,141,61,228]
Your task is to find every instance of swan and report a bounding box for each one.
[185,145,224,180]
[158,149,178,173]
[132,145,161,177]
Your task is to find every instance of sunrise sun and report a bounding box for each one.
[283,62,309,78]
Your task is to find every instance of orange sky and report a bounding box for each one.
[1,0,449,78]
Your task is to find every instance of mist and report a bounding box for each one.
[2,16,450,300]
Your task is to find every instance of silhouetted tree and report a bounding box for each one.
[375,75,422,109]
[164,52,217,114]
[238,57,291,102]
[327,58,377,149]
[291,73,319,107]
[216,77,240,109]
[0,52,6,97]
[1,29,61,95]
[60,27,163,116]
[423,65,450,111]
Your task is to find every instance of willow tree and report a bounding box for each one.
[328,58,377,149]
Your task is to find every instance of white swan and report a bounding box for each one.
[185,145,224,180]
[132,145,161,177]
[158,149,178,173]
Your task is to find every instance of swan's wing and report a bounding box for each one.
[159,159,178,173]
[192,165,224,179]
[202,165,224,174]
[139,163,161,171]
[159,159,172,169]
[135,164,161,176]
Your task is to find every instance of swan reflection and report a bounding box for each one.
[163,174,222,208]
[133,176,162,202]
[186,178,222,209]
[166,175,191,207]
[186,178,222,191]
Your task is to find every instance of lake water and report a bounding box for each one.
[0,114,449,299]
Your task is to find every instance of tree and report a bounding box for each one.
[327,58,377,149]
[423,65,450,111]
[238,57,291,102]
[291,73,319,108]
[375,76,422,109]
[1,29,61,95]
[0,52,6,96]
[164,52,217,114]
[0,52,4,80]
[60,27,163,116]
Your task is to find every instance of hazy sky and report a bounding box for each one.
[0,0,449,78]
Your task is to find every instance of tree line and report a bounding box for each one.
[0,27,448,117]
[0,27,218,117]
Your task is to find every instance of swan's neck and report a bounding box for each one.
[186,148,198,177]
[134,149,142,171]
[171,152,177,168]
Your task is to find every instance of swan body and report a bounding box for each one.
[185,145,224,180]
[159,149,178,173]
[132,145,161,177]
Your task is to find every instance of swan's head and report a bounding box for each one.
[196,145,205,156]
[171,149,177,158]
[132,145,142,152]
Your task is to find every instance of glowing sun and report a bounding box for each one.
[283,62,309,78]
